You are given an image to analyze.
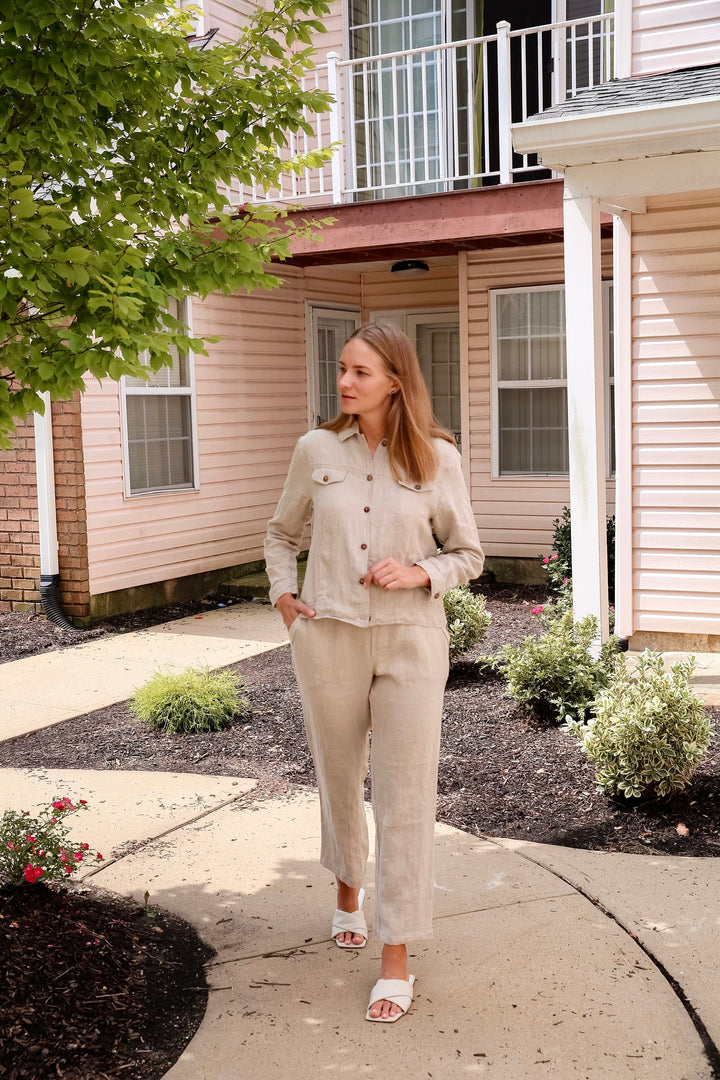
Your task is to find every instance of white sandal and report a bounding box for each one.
[365,974,416,1023]
[331,887,367,949]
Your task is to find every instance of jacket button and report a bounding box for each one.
[415,484,421,490]
[434,592,440,599]
[367,474,373,481]
[359,577,365,585]
[360,543,367,550]
[323,475,329,482]
[381,439,387,446]
[363,506,370,513]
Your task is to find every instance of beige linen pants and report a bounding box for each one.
[289,616,450,945]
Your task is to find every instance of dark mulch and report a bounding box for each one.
[1,585,718,1078]
[0,881,213,1080]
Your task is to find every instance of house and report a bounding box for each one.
[2,0,719,657]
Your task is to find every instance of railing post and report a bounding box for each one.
[496,21,513,186]
[326,52,343,204]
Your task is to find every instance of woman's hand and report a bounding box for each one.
[275,592,316,630]
[363,559,431,592]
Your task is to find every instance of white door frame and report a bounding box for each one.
[306,303,362,429]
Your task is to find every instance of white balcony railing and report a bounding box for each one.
[234,13,614,206]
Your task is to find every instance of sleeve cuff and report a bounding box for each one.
[269,580,298,608]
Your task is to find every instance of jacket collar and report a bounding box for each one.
[338,421,360,442]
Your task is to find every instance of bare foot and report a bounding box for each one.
[334,878,365,947]
[367,944,408,1020]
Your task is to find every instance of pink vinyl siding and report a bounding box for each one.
[361,259,460,313]
[81,268,361,598]
[466,241,615,560]
[204,0,257,42]
[630,191,720,635]
[631,0,720,75]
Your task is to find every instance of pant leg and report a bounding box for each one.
[290,617,373,888]
[368,624,449,945]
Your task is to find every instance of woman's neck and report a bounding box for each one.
[358,417,388,457]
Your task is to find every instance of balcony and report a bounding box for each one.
[231,12,614,207]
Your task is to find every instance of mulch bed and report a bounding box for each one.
[1,585,718,1079]
[0,882,213,1080]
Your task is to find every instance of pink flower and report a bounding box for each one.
[26,835,35,844]
[79,800,87,806]
[74,852,84,863]
[531,605,544,615]
[563,577,570,585]
[551,553,559,560]
[81,843,89,851]
[542,557,550,564]
[96,853,103,861]
[60,854,70,863]
[24,865,44,884]
[52,797,75,811]
[6,842,14,850]
[64,865,73,875]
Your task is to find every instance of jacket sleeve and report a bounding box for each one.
[415,444,484,597]
[264,436,313,607]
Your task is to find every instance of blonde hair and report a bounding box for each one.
[321,323,455,483]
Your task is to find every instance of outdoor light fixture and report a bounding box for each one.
[390,259,430,277]
[187,27,219,49]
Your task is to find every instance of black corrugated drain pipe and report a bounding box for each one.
[40,574,78,631]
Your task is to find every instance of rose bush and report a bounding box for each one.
[0,797,103,889]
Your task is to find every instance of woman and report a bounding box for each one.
[264,323,484,1022]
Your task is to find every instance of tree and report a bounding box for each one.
[0,0,332,447]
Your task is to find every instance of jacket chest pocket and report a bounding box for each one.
[392,478,435,550]
[311,467,349,520]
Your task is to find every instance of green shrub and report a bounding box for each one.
[486,609,620,725]
[443,585,490,665]
[566,651,715,800]
[131,668,250,734]
[540,506,616,603]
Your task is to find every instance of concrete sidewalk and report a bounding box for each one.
[0,601,289,741]
[1,601,719,1078]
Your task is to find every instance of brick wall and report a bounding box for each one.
[53,396,90,618]
[0,416,41,613]
[0,395,90,618]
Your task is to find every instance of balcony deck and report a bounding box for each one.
[226,12,615,210]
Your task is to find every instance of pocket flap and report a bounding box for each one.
[312,467,347,485]
[397,478,432,493]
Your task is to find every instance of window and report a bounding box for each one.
[491,284,613,476]
[121,298,197,496]
[347,0,474,197]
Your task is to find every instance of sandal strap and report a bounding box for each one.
[367,975,415,1013]
[332,907,368,940]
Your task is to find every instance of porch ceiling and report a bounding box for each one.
[280,179,574,267]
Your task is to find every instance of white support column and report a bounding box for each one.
[563,186,609,642]
[614,0,633,80]
[612,210,633,641]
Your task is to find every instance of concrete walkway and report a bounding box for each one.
[1,602,719,1079]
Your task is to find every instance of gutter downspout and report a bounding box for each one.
[33,393,77,630]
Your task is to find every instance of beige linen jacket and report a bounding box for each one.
[264,423,484,630]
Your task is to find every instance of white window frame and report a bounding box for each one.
[306,303,362,430]
[120,297,199,498]
[490,282,614,479]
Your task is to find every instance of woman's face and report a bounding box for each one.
[338,338,399,427]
